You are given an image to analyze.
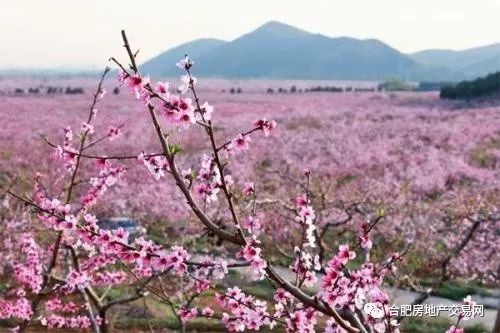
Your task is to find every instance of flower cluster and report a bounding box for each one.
[138,152,169,180]
[121,73,151,104]
[229,133,252,152]
[320,247,402,333]
[54,127,78,172]
[12,235,43,293]
[290,248,320,288]
[121,69,201,129]
[40,315,94,330]
[216,287,274,331]
[81,162,125,208]
[194,154,222,203]
[295,193,316,248]
[40,297,97,330]
[0,297,33,322]
[443,295,478,333]
[160,94,196,128]
[151,245,190,275]
[236,242,267,280]
[254,118,277,137]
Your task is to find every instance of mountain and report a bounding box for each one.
[140,21,495,81]
[190,21,429,80]
[410,43,500,78]
[141,38,227,77]
[140,21,434,81]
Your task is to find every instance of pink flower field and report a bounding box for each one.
[0,72,498,332]
[2,77,499,277]
[2,79,499,216]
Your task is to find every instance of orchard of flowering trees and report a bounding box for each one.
[0,31,498,333]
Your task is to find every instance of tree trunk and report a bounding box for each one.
[99,309,108,333]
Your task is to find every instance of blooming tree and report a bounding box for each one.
[0,30,491,333]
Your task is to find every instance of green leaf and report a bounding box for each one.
[169,144,183,155]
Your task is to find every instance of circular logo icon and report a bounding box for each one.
[363,302,384,319]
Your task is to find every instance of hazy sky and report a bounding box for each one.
[2,0,500,68]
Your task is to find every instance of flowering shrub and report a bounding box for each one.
[0,31,496,333]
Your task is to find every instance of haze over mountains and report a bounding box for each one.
[409,43,500,79]
[141,21,500,82]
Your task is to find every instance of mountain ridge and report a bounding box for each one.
[142,21,486,81]
[409,43,500,77]
[142,21,441,81]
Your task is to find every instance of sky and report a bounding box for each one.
[1,0,500,69]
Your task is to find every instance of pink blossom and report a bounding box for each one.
[155,81,169,95]
[445,326,464,333]
[107,126,121,140]
[82,122,94,135]
[254,118,277,136]
[374,322,386,333]
[138,153,169,180]
[127,75,144,90]
[231,133,252,151]
[179,74,196,94]
[274,288,293,304]
[240,244,261,261]
[117,70,127,83]
[200,101,214,120]
[65,270,90,290]
[201,307,214,317]
[243,182,255,196]
[360,235,373,249]
[176,55,194,70]
[295,194,308,207]
[337,245,356,264]
[178,109,196,128]
[243,216,261,233]
[126,75,151,102]
[178,308,198,322]
[63,126,73,142]
[62,214,77,231]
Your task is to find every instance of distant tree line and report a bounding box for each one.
[1,86,123,97]
[2,86,85,96]
[378,79,417,92]
[222,87,243,94]
[418,81,450,92]
[440,71,500,100]
[265,85,379,94]
[219,78,486,96]
[265,81,439,94]
[307,86,344,92]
